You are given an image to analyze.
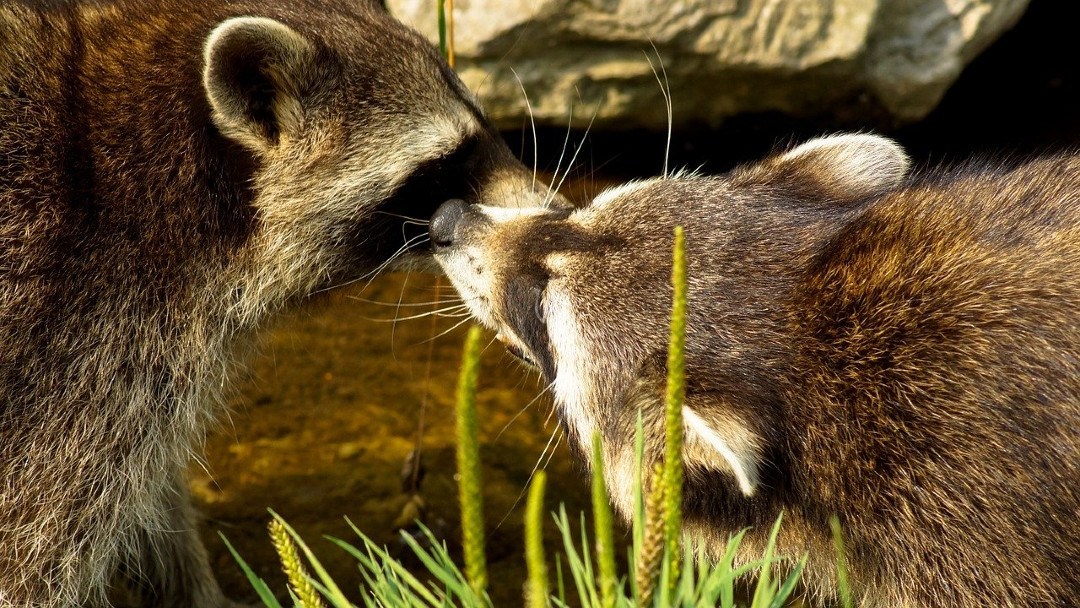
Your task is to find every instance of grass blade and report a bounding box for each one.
[219,532,285,608]
[591,434,617,608]
[526,471,549,608]
[455,326,488,596]
[830,515,853,608]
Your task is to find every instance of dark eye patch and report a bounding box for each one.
[363,133,487,260]
[384,133,483,217]
[503,273,556,378]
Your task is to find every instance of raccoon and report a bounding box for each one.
[432,134,1080,606]
[0,1,553,606]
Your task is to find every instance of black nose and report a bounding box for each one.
[430,198,467,250]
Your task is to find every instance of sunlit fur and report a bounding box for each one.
[0,1,554,606]
[436,133,1080,607]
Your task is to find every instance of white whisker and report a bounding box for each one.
[549,101,600,205]
[388,270,412,360]
[511,68,540,197]
[418,314,477,343]
[381,304,470,322]
[314,232,431,295]
[357,234,430,285]
[545,102,575,204]
[494,378,556,442]
[644,42,673,179]
[375,210,431,224]
[347,296,464,308]
[496,424,562,531]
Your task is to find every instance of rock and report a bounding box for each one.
[387,0,1029,129]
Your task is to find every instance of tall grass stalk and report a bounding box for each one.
[629,413,646,600]
[830,515,853,608]
[662,228,687,554]
[436,0,447,59]
[590,433,618,608]
[662,225,687,585]
[525,471,549,608]
[456,325,488,596]
[437,0,455,67]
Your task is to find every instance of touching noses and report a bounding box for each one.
[430,198,467,250]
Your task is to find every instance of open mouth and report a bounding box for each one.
[497,333,538,368]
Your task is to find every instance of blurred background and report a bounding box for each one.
[193,0,1080,603]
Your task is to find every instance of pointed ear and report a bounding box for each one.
[202,17,323,152]
[774,133,911,202]
[682,403,761,497]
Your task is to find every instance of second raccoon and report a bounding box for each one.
[432,134,1080,607]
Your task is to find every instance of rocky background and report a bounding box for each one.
[389,0,1031,130]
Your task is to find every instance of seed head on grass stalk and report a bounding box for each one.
[591,433,617,608]
[456,325,488,596]
[635,462,666,606]
[663,225,688,583]
[525,471,548,608]
[268,519,325,608]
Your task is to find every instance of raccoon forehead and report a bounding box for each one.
[581,177,724,227]
[358,113,478,158]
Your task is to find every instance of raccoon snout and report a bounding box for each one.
[430,198,467,250]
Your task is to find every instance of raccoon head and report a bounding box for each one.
[201,7,555,306]
[432,134,910,520]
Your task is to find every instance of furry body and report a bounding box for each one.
[434,135,1080,606]
[0,1,548,605]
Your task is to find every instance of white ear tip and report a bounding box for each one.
[682,406,759,497]
[781,132,911,193]
[781,132,904,160]
[202,16,314,152]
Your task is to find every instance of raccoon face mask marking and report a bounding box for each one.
[197,12,557,317]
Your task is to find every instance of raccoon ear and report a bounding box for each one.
[682,403,760,497]
[777,133,911,201]
[203,17,322,153]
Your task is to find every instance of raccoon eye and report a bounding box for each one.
[381,133,483,220]
[440,133,481,172]
[533,286,545,324]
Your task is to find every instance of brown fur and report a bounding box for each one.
[433,134,1080,606]
[0,1,550,605]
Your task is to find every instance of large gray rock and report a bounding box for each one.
[387,0,1029,129]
